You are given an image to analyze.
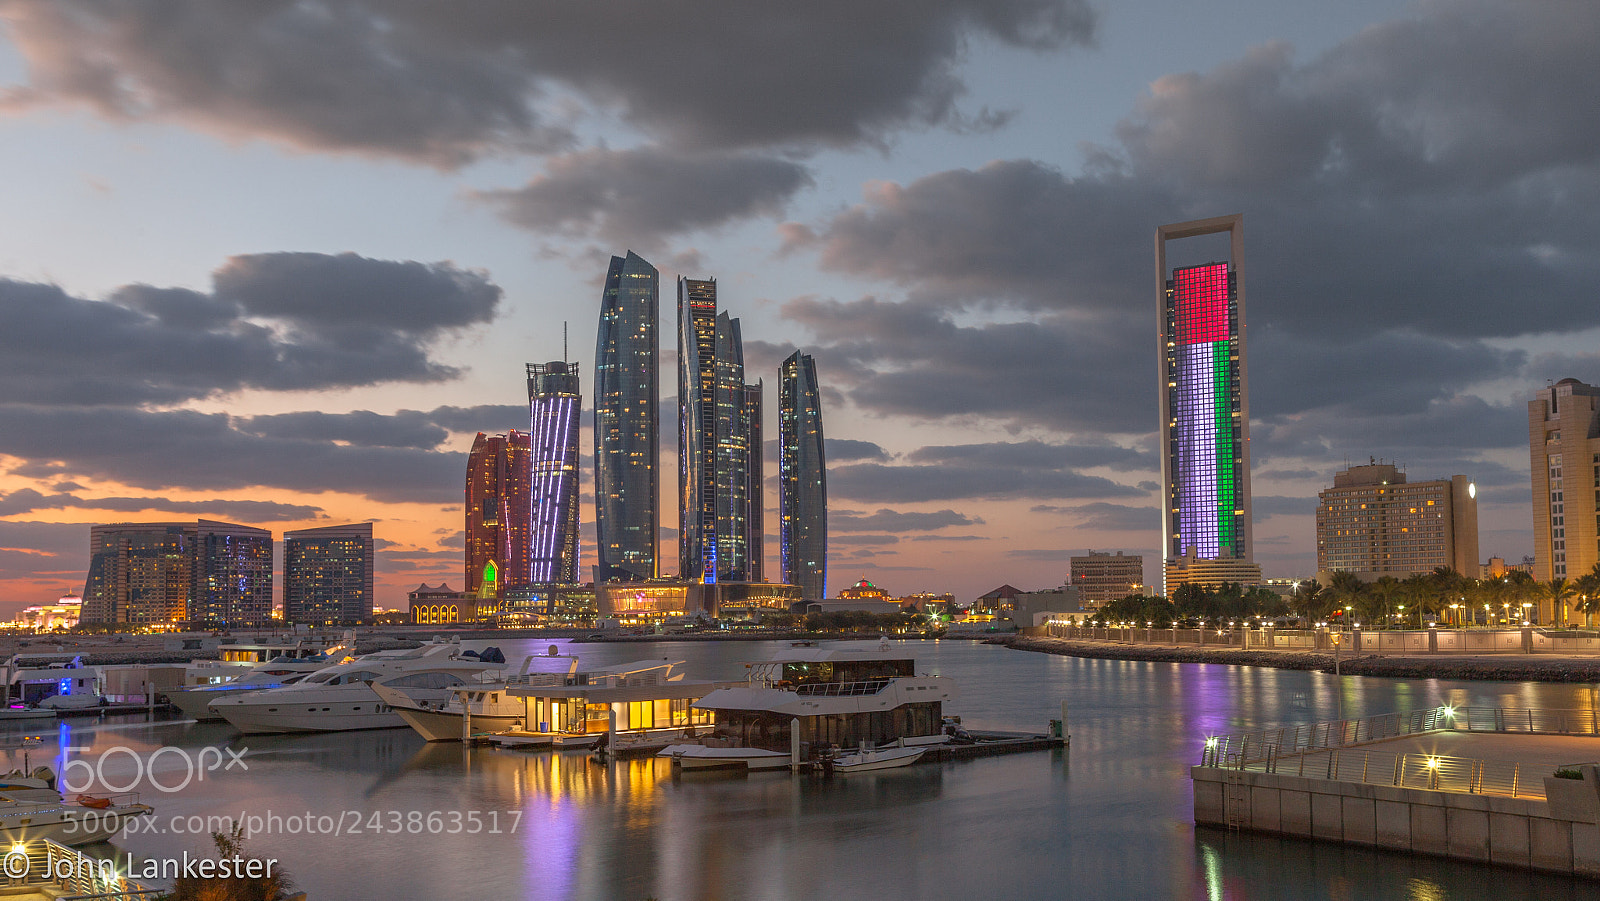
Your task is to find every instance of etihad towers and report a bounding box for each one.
[593,251,660,582]
[1157,214,1257,591]
[779,351,827,600]
[678,276,763,583]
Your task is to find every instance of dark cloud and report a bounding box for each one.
[0,488,323,522]
[0,406,464,505]
[1006,548,1073,560]
[0,0,1095,163]
[0,253,500,406]
[831,508,982,532]
[1031,502,1155,531]
[908,534,987,542]
[423,405,531,434]
[830,460,1143,503]
[826,439,890,463]
[1250,496,1315,523]
[1257,468,1319,480]
[238,411,449,450]
[480,147,812,245]
[907,440,1152,472]
[830,534,901,546]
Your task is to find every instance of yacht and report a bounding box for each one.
[211,641,504,734]
[659,640,955,771]
[0,768,153,845]
[168,638,359,721]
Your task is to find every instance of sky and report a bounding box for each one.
[0,0,1596,615]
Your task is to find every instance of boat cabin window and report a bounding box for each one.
[336,671,382,685]
[384,672,468,690]
[305,673,337,684]
[780,659,914,684]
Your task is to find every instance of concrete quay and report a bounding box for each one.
[1194,722,1600,878]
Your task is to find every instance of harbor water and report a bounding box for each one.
[6,638,1599,900]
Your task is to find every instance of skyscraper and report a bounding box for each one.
[779,351,827,600]
[1157,215,1257,592]
[284,523,375,624]
[527,361,582,584]
[744,381,765,583]
[81,520,272,626]
[465,430,532,602]
[593,251,659,582]
[678,277,763,583]
[1529,378,1600,621]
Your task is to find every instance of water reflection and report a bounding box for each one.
[0,640,1596,900]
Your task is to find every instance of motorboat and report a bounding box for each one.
[1,655,101,710]
[211,640,505,734]
[658,639,955,771]
[827,745,927,773]
[0,767,153,845]
[0,706,56,722]
[168,642,359,721]
[381,658,691,743]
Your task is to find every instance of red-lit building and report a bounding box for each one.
[465,431,532,605]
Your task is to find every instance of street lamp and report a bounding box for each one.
[1522,602,1532,626]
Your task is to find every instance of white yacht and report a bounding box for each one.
[659,641,955,771]
[211,641,504,734]
[0,768,153,845]
[168,637,359,721]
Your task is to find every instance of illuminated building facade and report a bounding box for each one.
[596,579,799,620]
[1529,378,1600,622]
[527,361,582,584]
[1315,463,1478,582]
[1069,551,1144,605]
[678,277,763,584]
[780,351,827,600]
[594,251,660,583]
[1157,215,1254,594]
[465,431,532,603]
[82,520,272,626]
[284,523,374,624]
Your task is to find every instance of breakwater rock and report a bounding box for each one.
[994,636,1600,683]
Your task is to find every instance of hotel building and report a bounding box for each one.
[465,430,532,603]
[779,351,828,601]
[1529,378,1600,621]
[527,361,582,584]
[284,523,375,624]
[593,251,660,583]
[1157,215,1259,591]
[1314,463,1478,582]
[82,520,272,626]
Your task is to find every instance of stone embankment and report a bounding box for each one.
[994,635,1600,683]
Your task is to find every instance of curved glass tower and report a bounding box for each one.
[527,361,581,584]
[780,351,827,600]
[593,252,659,582]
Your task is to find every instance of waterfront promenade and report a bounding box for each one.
[998,630,1600,682]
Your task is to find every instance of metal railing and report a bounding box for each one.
[1263,746,1546,800]
[1453,706,1600,735]
[1200,707,1450,768]
[1,837,160,900]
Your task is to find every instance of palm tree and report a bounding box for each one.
[1574,564,1600,629]
[1536,577,1578,627]
[1325,571,1365,628]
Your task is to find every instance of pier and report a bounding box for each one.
[1193,705,1600,877]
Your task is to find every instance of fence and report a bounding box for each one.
[1200,707,1450,768]
[1045,623,1600,656]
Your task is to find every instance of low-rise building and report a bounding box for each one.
[1163,551,1263,591]
[1070,551,1145,606]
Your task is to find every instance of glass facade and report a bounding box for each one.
[284,523,374,624]
[593,251,659,583]
[465,431,532,602]
[83,520,272,626]
[190,521,274,625]
[1165,262,1246,562]
[527,361,582,584]
[779,351,827,600]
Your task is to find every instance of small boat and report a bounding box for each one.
[0,767,153,845]
[659,744,793,771]
[828,745,926,773]
[0,707,56,721]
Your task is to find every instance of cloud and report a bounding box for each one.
[907,440,1152,472]
[1006,548,1074,560]
[480,146,812,246]
[830,460,1143,503]
[1031,502,1156,531]
[825,439,891,463]
[831,508,982,532]
[0,488,323,521]
[830,534,901,546]
[0,253,500,406]
[1250,495,1316,523]
[0,0,1096,163]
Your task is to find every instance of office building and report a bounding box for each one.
[82,520,272,626]
[1315,462,1478,582]
[1530,378,1600,621]
[677,276,762,583]
[1157,214,1254,594]
[779,351,827,600]
[744,381,765,583]
[1162,551,1263,590]
[284,523,375,624]
[593,251,660,583]
[527,361,582,584]
[465,430,532,603]
[1069,551,1144,605]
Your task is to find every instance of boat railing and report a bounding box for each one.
[2,836,161,899]
[794,679,891,697]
